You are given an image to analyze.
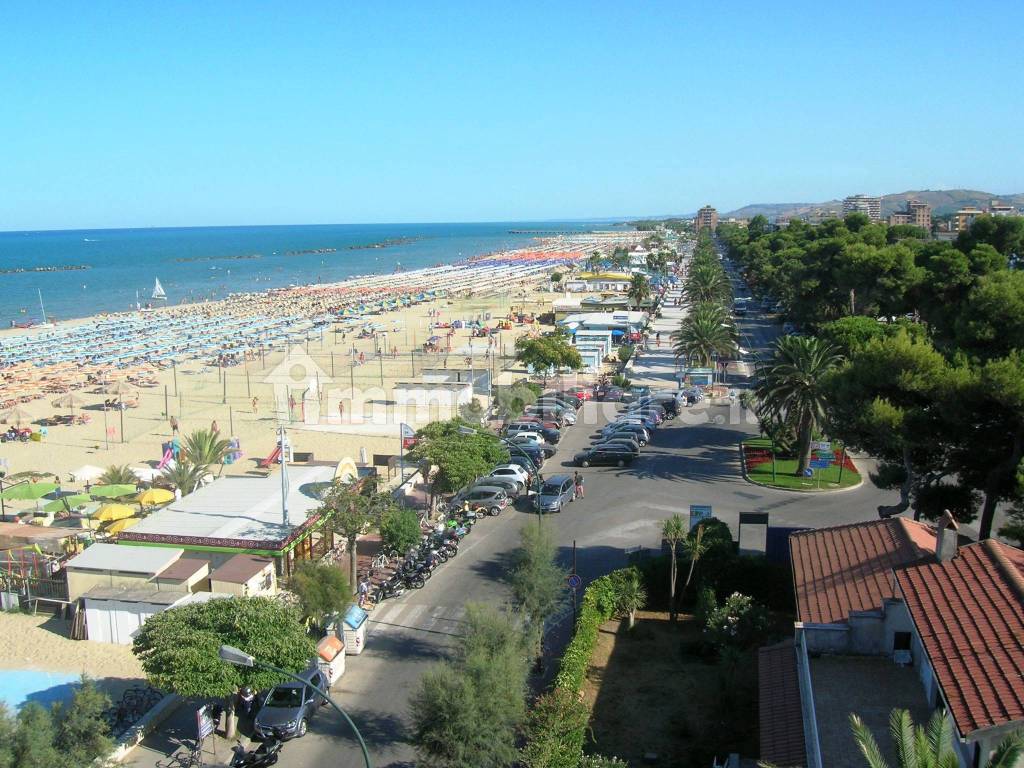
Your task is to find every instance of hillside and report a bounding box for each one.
[725,189,1024,220]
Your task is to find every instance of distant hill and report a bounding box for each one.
[724,189,1024,220]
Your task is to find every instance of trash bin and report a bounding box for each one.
[316,634,346,685]
[341,605,368,655]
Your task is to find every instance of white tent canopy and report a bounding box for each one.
[69,465,105,483]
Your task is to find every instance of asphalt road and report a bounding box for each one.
[280,390,895,767]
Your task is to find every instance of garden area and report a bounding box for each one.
[741,437,860,491]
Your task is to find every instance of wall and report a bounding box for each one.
[67,569,152,602]
[210,564,275,597]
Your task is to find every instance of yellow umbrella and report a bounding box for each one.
[93,503,136,522]
[105,517,140,534]
[136,488,174,506]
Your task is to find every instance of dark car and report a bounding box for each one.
[506,436,557,458]
[601,423,650,445]
[507,454,539,478]
[621,386,652,404]
[254,667,325,739]
[613,414,658,431]
[473,475,521,498]
[573,446,636,468]
[541,391,582,409]
[625,406,665,424]
[593,437,640,455]
[505,441,545,469]
[598,386,624,402]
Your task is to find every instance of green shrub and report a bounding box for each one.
[617,345,633,364]
[704,592,769,651]
[521,689,590,768]
[379,506,422,555]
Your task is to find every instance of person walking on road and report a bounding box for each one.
[574,471,585,499]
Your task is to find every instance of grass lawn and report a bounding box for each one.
[582,611,758,767]
[742,437,860,491]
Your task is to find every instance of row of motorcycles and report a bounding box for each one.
[368,506,481,604]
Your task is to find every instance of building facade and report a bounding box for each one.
[842,194,882,222]
[695,205,719,233]
[888,200,932,230]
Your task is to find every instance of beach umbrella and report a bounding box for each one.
[0,482,58,501]
[100,381,137,396]
[70,465,105,484]
[93,503,135,522]
[51,393,86,416]
[136,488,173,506]
[89,484,137,499]
[104,517,140,535]
[42,494,94,513]
[0,406,33,426]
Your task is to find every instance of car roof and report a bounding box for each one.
[468,485,505,495]
[544,473,573,484]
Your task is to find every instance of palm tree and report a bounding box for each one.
[755,336,842,474]
[684,264,731,306]
[161,460,205,496]
[98,465,136,486]
[182,429,231,473]
[612,568,647,629]
[850,709,1024,768]
[627,274,651,311]
[672,303,737,367]
[680,524,709,604]
[662,514,687,622]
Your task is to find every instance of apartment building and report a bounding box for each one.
[695,205,719,233]
[842,194,882,221]
[888,200,932,230]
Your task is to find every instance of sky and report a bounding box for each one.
[1,1,1022,231]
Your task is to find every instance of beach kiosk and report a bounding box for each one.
[341,604,368,655]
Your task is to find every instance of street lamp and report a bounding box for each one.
[218,645,372,768]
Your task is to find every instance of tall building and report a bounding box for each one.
[695,205,718,233]
[842,194,882,222]
[888,200,932,230]
[989,200,1019,217]
[953,206,984,232]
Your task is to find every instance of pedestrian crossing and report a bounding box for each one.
[366,601,468,640]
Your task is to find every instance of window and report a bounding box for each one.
[893,632,912,652]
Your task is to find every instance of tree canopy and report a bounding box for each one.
[514,334,583,384]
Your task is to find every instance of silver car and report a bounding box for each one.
[253,667,325,739]
[538,474,576,513]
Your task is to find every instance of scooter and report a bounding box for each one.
[229,729,285,767]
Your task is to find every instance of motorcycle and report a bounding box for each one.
[229,730,285,767]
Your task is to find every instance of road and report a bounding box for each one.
[133,282,897,768]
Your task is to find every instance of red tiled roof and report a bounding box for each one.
[894,540,1024,736]
[790,518,936,624]
[759,640,806,767]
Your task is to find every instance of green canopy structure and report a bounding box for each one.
[42,494,94,513]
[0,482,58,501]
[89,484,137,499]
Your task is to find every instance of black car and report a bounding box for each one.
[597,386,624,402]
[601,423,649,445]
[507,454,539,477]
[506,436,557,458]
[506,442,545,468]
[541,391,582,410]
[593,437,640,455]
[621,386,652,404]
[573,446,636,468]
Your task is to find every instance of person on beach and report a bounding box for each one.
[338,401,344,422]
[251,396,258,414]
[359,352,365,365]
[211,419,219,434]
[169,415,179,435]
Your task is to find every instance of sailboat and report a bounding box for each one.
[152,278,167,301]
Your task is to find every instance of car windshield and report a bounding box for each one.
[541,482,563,494]
[266,686,303,708]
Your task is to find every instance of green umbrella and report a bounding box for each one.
[42,494,94,513]
[89,484,137,499]
[0,482,58,501]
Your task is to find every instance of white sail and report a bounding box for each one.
[152,278,167,300]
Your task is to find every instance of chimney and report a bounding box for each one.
[935,509,959,562]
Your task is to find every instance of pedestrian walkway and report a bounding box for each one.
[628,288,687,386]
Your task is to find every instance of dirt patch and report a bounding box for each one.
[582,610,758,767]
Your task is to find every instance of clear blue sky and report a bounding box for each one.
[2,1,1022,230]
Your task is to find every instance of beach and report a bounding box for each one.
[0,232,643,517]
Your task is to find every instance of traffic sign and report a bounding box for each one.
[809,459,832,470]
[812,441,831,451]
[689,504,713,531]
[567,574,582,589]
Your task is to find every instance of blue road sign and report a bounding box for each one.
[803,468,814,477]
[809,459,833,470]
[567,573,582,589]
[689,504,713,531]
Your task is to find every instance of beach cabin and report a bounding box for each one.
[574,346,605,373]
[64,544,185,602]
[82,588,222,645]
[209,555,276,597]
[563,273,633,292]
[116,464,339,578]
[572,331,614,359]
[682,367,714,387]
[393,379,474,423]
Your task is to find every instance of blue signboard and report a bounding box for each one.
[809,459,832,470]
[689,504,713,530]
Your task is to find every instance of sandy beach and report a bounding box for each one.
[0,233,644,519]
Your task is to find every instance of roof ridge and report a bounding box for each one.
[790,516,900,540]
[980,539,1024,606]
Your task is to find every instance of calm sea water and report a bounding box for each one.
[0,221,611,324]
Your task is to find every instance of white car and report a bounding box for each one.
[510,431,543,446]
[490,464,531,485]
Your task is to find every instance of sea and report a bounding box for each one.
[0,221,616,325]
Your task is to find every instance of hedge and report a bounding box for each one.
[523,571,625,768]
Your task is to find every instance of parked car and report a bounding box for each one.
[621,386,652,404]
[541,391,582,409]
[573,446,636,468]
[508,422,561,444]
[507,435,556,458]
[507,454,539,477]
[489,464,530,487]
[614,414,658,431]
[526,406,575,426]
[505,442,545,468]
[254,667,326,739]
[538,474,576,513]
[597,386,625,402]
[507,430,543,446]
[516,414,563,431]
[593,437,640,455]
[564,386,594,401]
[453,486,511,515]
[601,424,649,445]
[474,475,521,498]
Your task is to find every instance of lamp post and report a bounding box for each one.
[218,645,372,768]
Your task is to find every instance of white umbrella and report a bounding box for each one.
[130,466,162,483]
[70,465,105,484]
